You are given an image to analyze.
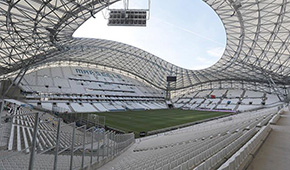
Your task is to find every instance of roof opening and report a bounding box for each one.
[73,0,226,70]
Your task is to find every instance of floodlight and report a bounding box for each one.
[108,9,147,27]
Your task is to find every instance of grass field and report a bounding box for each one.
[87,109,230,137]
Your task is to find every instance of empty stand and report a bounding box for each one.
[244,91,264,98]
[99,106,281,170]
[18,66,167,113]
[173,89,281,112]
[0,101,135,170]
[227,89,244,98]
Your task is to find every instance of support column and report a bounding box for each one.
[28,112,40,170]
[53,118,61,170]
[69,123,76,170]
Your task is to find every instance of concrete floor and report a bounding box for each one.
[247,111,290,170]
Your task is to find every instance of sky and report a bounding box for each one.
[73,0,226,70]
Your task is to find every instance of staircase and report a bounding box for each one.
[234,90,246,111]
[213,90,228,110]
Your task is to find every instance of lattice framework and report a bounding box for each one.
[0,0,290,91]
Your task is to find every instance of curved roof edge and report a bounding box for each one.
[0,0,290,90]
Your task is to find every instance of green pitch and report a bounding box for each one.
[89,109,230,137]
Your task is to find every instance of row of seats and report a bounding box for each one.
[101,107,279,170]
[19,66,164,98]
[173,89,281,111]
[31,101,168,113]
[218,124,272,170]
[198,90,265,98]
[25,93,165,100]
[135,108,275,150]
[162,108,276,137]
[194,128,257,170]
[6,105,87,153]
[19,66,168,113]
[0,100,136,170]
[194,111,273,170]
[126,132,245,170]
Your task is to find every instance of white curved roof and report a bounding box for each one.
[0,0,289,90]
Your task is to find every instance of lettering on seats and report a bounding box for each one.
[75,68,121,79]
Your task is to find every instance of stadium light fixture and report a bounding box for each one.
[106,0,150,27]
[108,9,147,26]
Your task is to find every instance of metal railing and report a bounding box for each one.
[0,104,135,170]
[56,112,106,130]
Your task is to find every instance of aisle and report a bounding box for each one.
[247,110,290,170]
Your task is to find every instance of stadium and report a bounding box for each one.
[0,0,290,170]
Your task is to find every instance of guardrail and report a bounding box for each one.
[0,105,135,170]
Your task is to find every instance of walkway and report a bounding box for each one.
[247,110,290,170]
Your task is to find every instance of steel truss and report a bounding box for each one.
[0,0,290,95]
